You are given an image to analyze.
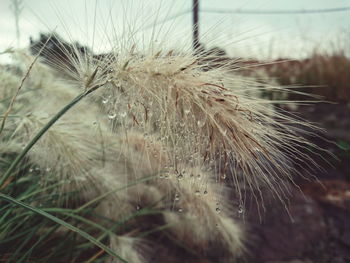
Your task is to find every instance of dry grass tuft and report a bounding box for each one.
[0,26,328,261]
[95,48,324,206]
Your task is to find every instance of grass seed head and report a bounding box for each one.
[0,5,330,260]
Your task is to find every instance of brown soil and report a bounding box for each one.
[244,103,350,263]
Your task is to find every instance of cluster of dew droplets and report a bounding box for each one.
[107,56,249,211]
[100,85,130,125]
[216,202,221,214]
[105,59,219,172]
[160,103,210,168]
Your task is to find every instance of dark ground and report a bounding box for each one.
[149,103,350,263]
[245,103,350,263]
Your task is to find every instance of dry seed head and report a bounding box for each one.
[30,33,113,90]
[28,30,324,205]
[10,34,324,208]
[158,166,244,258]
[107,129,245,258]
[1,2,328,260]
[94,48,322,204]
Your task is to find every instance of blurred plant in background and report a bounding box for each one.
[9,0,23,47]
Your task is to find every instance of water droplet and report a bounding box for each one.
[108,112,117,120]
[176,170,184,180]
[195,190,201,196]
[174,194,180,201]
[216,207,221,213]
[119,112,127,118]
[178,208,183,213]
[254,147,262,153]
[197,120,205,128]
[238,205,244,214]
[184,109,190,115]
[92,121,97,125]
[102,97,109,104]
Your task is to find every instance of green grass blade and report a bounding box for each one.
[0,192,127,263]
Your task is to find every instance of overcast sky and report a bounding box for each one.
[0,0,349,59]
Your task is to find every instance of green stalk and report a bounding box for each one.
[0,84,102,188]
[0,192,127,262]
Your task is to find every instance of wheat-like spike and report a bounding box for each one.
[93,48,323,206]
[2,23,327,261]
[160,169,244,260]
[109,130,244,259]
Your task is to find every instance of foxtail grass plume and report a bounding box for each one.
[96,46,323,205]
[0,4,327,260]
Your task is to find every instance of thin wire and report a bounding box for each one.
[201,6,350,15]
[141,6,350,31]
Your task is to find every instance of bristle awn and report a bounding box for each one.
[0,34,52,136]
